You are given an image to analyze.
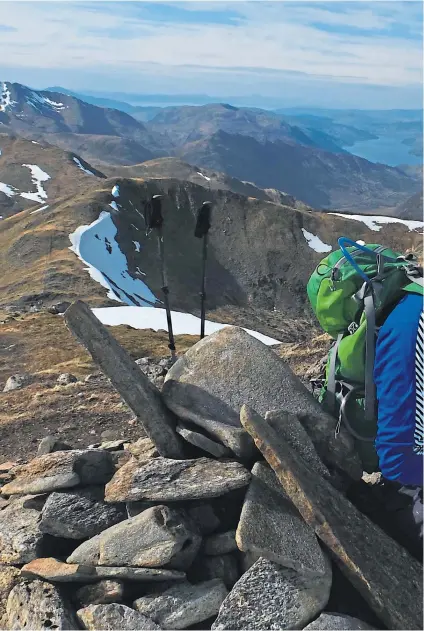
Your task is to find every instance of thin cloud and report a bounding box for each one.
[0,1,421,107]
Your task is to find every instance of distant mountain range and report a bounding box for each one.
[1,81,421,213]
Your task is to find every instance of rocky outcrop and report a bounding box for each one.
[162,327,361,478]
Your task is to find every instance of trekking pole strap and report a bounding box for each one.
[326,332,344,413]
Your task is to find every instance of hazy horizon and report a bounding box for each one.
[1,1,422,110]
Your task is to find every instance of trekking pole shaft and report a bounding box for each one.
[200,234,208,339]
[158,231,176,356]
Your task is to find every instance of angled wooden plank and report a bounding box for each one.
[240,404,423,631]
[65,300,184,459]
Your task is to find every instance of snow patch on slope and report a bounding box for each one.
[30,204,49,215]
[301,228,332,253]
[197,171,211,182]
[69,210,157,306]
[112,185,120,198]
[73,156,95,176]
[329,213,424,233]
[0,81,17,112]
[20,164,51,203]
[93,306,280,346]
[0,182,18,197]
[26,90,66,112]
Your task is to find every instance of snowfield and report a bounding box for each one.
[20,164,51,203]
[73,157,95,176]
[0,182,18,197]
[197,171,211,182]
[301,228,332,253]
[329,213,424,233]
[93,306,280,346]
[69,210,157,306]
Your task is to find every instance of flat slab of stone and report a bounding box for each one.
[134,579,228,629]
[40,486,126,539]
[77,603,160,630]
[240,405,423,631]
[0,496,44,564]
[22,557,186,582]
[177,425,231,458]
[304,613,376,630]
[236,461,327,576]
[265,411,330,479]
[162,326,360,477]
[6,580,78,630]
[1,449,114,495]
[65,300,184,458]
[76,580,124,607]
[212,557,332,630]
[105,457,250,503]
[204,531,237,556]
[67,505,201,570]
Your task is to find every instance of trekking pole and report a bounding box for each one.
[194,201,213,339]
[149,195,176,359]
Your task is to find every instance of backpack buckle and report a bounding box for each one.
[348,322,359,335]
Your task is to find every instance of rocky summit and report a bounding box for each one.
[0,310,422,631]
[1,85,423,631]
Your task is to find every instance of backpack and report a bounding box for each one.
[307,237,424,472]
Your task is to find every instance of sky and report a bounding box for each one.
[0,0,422,109]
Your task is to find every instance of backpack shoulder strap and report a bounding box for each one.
[326,333,344,413]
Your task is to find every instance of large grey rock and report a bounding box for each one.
[176,425,231,458]
[0,496,44,564]
[40,487,126,539]
[212,557,332,630]
[77,603,160,630]
[67,505,201,570]
[162,327,360,478]
[75,580,124,607]
[1,449,114,495]
[3,373,30,392]
[37,435,72,456]
[6,580,78,630]
[105,457,250,503]
[236,462,327,576]
[204,531,237,556]
[304,613,376,630]
[22,557,185,582]
[134,579,228,629]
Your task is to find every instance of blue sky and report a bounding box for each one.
[0,1,422,109]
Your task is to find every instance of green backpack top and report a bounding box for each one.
[307,237,423,472]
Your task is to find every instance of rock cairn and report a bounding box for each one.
[0,303,421,631]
